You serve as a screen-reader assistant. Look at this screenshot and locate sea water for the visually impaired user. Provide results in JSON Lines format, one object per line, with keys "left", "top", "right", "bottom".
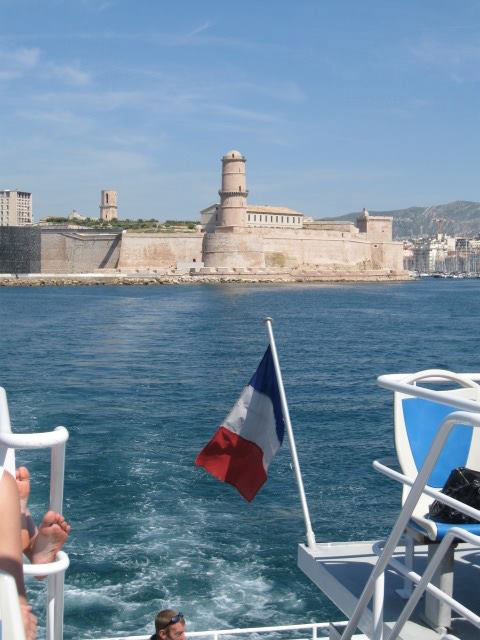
{"left": 1, "top": 279, "right": 479, "bottom": 638}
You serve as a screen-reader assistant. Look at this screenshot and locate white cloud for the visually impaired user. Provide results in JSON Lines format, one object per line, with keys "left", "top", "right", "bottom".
{"left": 206, "top": 103, "right": 281, "bottom": 124}
{"left": 46, "top": 63, "right": 91, "bottom": 86}
{"left": 185, "top": 21, "right": 212, "bottom": 39}
{"left": 409, "top": 37, "right": 480, "bottom": 82}
{"left": 0, "top": 47, "right": 40, "bottom": 80}
{"left": 84, "top": 148, "right": 153, "bottom": 172}
{"left": 18, "top": 109, "right": 93, "bottom": 131}
{"left": 411, "top": 38, "right": 480, "bottom": 66}
{"left": 0, "top": 46, "right": 92, "bottom": 87}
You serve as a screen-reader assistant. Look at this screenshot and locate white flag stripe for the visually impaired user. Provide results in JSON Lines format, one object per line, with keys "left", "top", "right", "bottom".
{"left": 223, "top": 385, "right": 281, "bottom": 470}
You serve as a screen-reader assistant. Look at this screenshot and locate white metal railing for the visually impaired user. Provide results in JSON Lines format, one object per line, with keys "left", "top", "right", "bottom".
{"left": 0, "top": 386, "right": 69, "bottom": 640}
{"left": 340, "top": 372, "right": 480, "bottom": 640}
{"left": 377, "top": 370, "right": 480, "bottom": 413}
{"left": 88, "top": 621, "right": 349, "bottom": 640}
{"left": 0, "top": 571, "right": 27, "bottom": 640}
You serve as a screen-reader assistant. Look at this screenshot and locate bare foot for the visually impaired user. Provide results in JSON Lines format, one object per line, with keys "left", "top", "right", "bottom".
{"left": 16, "top": 467, "right": 37, "bottom": 551}
{"left": 15, "top": 467, "right": 30, "bottom": 511}
{"left": 30, "top": 511, "right": 70, "bottom": 566}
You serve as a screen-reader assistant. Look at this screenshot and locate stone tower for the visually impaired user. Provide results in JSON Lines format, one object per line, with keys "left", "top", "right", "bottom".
{"left": 218, "top": 150, "right": 248, "bottom": 227}
{"left": 202, "top": 149, "right": 264, "bottom": 269}
{"left": 356, "top": 207, "right": 393, "bottom": 242}
{"left": 99, "top": 190, "right": 118, "bottom": 221}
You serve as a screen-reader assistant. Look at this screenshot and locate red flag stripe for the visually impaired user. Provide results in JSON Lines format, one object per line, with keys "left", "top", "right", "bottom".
{"left": 195, "top": 426, "right": 267, "bottom": 502}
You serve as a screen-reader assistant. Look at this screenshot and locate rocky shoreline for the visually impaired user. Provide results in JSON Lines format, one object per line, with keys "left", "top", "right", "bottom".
{"left": 0, "top": 272, "right": 412, "bottom": 286}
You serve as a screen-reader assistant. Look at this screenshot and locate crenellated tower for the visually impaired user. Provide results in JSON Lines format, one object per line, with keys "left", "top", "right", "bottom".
{"left": 218, "top": 150, "right": 248, "bottom": 227}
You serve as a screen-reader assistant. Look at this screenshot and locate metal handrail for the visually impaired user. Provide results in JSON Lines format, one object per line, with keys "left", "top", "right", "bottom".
{"left": 373, "top": 458, "right": 480, "bottom": 525}
{"left": 23, "top": 550, "right": 70, "bottom": 576}
{"left": 377, "top": 372, "right": 480, "bottom": 384}
{"left": 340, "top": 410, "right": 480, "bottom": 640}
{"left": 0, "top": 387, "right": 69, "bottom": 640}
{"left": 88, "top": 621, "right": 348, "bottom": 640}
{"left": 377, "top": 371, "right": 480, "bottom": 412}
{"left": 0, "top": 427, "right": 69, "bottom": 449}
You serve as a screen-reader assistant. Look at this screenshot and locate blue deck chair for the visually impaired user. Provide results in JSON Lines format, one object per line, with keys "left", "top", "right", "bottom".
{"left": 393, "top": 369, "right": 480, "bottom": 631}
{"left": 394, "top": 369, "right": 480, "bottom": 541}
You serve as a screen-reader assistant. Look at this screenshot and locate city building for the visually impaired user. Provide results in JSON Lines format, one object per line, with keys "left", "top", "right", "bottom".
{"left": 99, "top": 190, "right": 118, "bottom": 221}
{"left": 0, "top": 190, "right": 33, "bottom": 226}
{"left": 403, "top": 233, "right": 480, "bottom": 274}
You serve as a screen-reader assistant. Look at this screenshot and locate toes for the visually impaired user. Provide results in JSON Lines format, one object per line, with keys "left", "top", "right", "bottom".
{"left": 16, "top": 467, "right": 29, "bottom": 481}
{"left": 40, "top": 511, "right": 70, "bottom": 532}
{"left": 40, "top": 511, "right": 58, "bottom": 527}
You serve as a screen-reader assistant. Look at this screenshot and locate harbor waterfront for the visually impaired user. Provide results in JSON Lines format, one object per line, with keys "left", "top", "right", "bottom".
{"left": 1, "top": 279, "right": 479, "bottom": 639}
{"left": 0, "top": 270, "right": 411, "bottom": 286}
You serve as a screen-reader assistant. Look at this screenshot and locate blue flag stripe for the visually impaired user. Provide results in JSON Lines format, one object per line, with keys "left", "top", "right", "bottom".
{"left": 248, "top": 346, "right": 285, "bottom": 445}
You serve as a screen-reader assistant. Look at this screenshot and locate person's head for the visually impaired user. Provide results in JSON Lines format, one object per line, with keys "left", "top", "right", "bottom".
{"left": 155, "top": 609, "right": 186, "bottom": 640}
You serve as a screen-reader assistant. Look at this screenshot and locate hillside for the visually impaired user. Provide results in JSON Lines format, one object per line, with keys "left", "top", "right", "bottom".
{"left": 327, "top": 201, "right": 480, "bottom": 239}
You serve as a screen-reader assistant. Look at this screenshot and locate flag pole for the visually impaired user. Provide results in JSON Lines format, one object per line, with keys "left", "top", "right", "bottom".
{"left": 264, "top": 317, "right": 316, "bottom": 549}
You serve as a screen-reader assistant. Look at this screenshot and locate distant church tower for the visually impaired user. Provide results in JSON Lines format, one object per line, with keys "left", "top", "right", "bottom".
{"left": 99, "top": 190, "right": 118, "bottom": 221}
{"left": 218, "top": 150, "right": 248, "bottom": 227}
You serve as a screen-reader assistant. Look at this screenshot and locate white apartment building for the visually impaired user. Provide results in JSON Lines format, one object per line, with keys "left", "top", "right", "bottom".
{"left": 0, "top": 190, "right": 33, "bottom": 226}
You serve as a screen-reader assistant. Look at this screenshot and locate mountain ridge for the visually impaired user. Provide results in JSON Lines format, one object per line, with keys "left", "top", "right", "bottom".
{"left": 325, "top": 200, "right": 480, "bottom": 239}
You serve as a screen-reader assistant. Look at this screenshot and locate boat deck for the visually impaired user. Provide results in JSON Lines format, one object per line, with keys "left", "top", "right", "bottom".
{"left": 298, "top": 540, "right": 480, "bottom": 640}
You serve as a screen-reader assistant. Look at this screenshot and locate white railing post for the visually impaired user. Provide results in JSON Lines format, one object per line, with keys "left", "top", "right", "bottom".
{"left": 372, "top": 571, "right": 384, "bottom": 640}
{"left": 0, "top": 572, "right": 26, "bottom": 640}
{"left": 396, "top": 536, "right": 413, "bottom": 599}
{"left": 0, "top": 386, "right": 15, "bottom": 475}
{"left": 47, "top": 432, "right": 67, "bottom": 640}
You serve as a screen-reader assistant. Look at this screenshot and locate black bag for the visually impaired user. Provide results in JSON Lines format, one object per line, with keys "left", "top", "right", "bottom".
{"left": 428, "top": 467, "right": 480, "bottom": 524}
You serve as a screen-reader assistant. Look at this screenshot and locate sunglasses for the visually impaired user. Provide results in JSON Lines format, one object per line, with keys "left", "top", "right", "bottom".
{"left": 164, "top": 613, "right": 184, "bottom": 627}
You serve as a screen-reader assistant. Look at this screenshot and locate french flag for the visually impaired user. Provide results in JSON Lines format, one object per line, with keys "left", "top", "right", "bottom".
{"left": 195, "top": 346, "right": 285, "bottom": 501}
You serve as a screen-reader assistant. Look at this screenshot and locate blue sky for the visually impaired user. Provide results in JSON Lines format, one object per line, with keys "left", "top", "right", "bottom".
{"left": 2, "top": 1, "right": 480, "bottom": 221}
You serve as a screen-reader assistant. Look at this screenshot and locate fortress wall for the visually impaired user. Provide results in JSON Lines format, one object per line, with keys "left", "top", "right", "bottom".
{"left": 303, "top": 222, "right": 359, "bottom": 235}
{"left": 260, "top": 227, "right": 404, "bottom": 272}
{"left": 261, "top": 228, "right": 373, "bottom": 269}
{"left": 370, "top": 242, "right": 404, "bottom": 271}
{"left": 30, "top": 226, "right": 404, "bottom": 275}
{"left": 41, "top": 230, "right": 121, "bottom": 273}
{"left": 0, "top": 227, "right": 41, "bottom": 273}
{"left": 117, "top": 232, "right": 203, "bottom": 269}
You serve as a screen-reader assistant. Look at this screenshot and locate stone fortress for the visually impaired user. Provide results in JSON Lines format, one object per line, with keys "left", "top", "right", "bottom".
{"left": 0, "top": 149, "right": 407, "bottom": 281}
{"left": 195, "top": 149, "right": 404, "bottom": 276}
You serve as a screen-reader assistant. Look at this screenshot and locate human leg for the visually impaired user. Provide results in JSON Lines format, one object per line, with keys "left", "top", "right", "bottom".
{"left": 0, "top": 470, "right": 37, "bottom": 639}
{"left": 16, "top": 467, "right": 37, "bottom": 553}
